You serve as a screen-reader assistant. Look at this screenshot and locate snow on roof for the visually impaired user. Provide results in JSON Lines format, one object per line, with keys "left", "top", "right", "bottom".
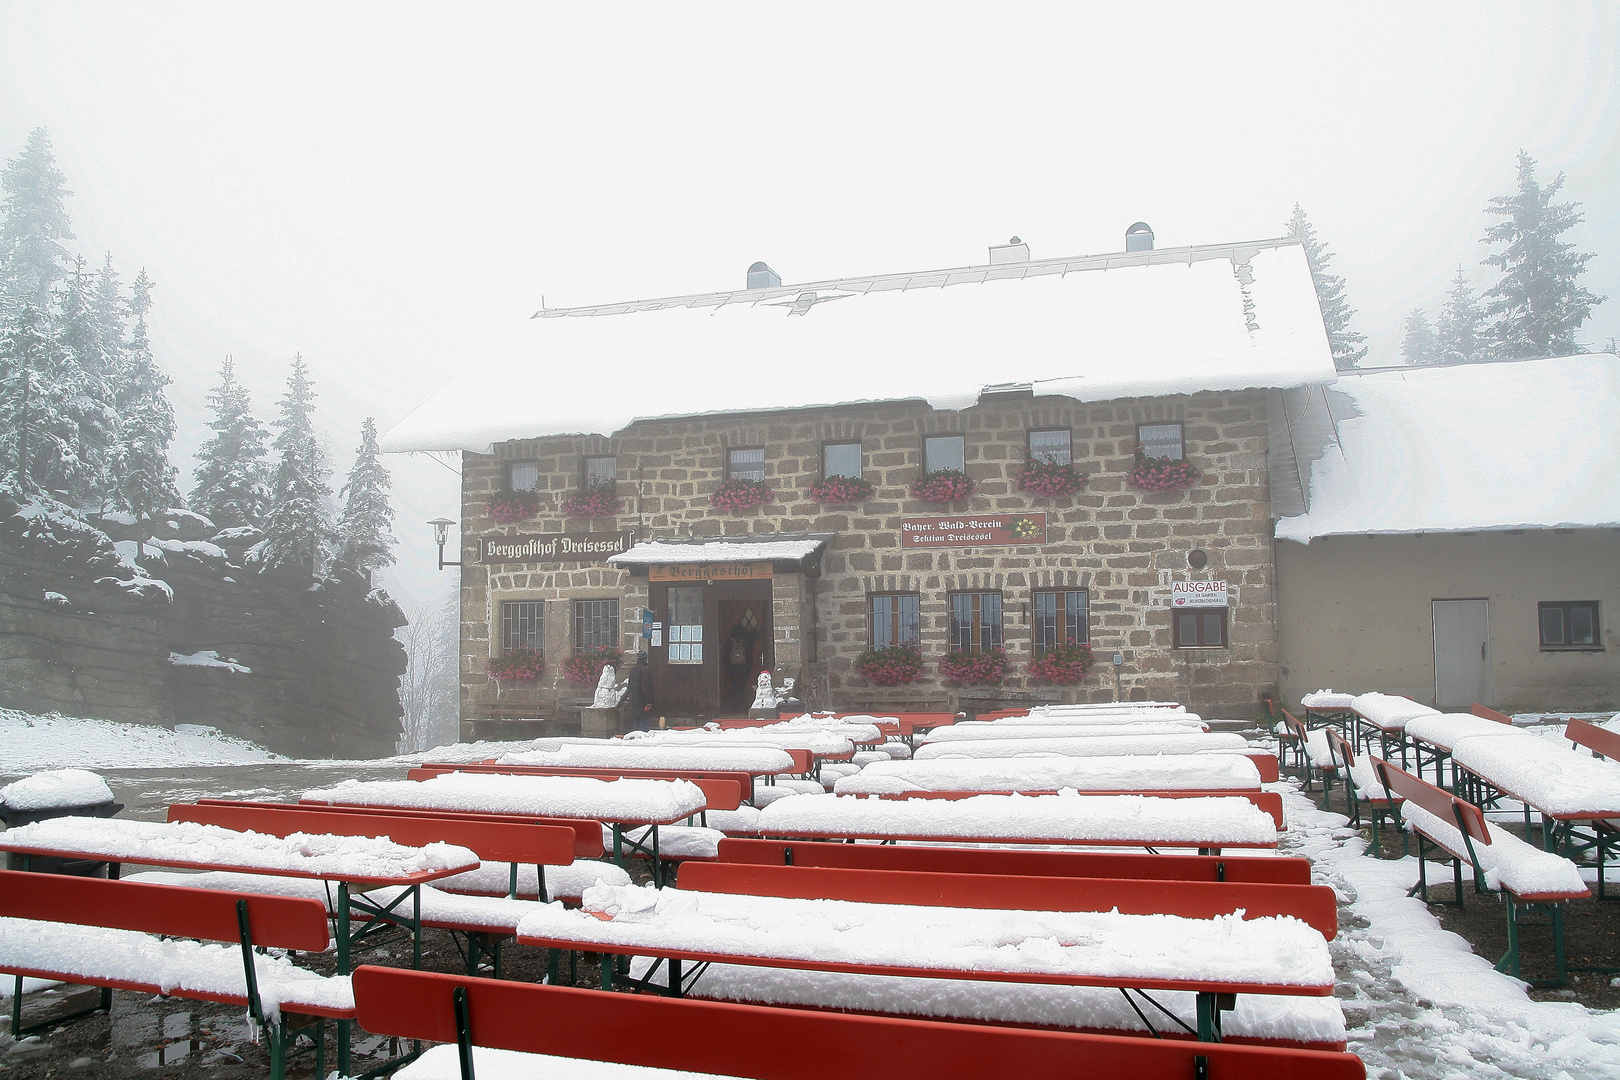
{"left": 1276, "top": 354, "right": 1620, "bottom": 541}
{"left": 382, "top": 241, "right": 1335, "bottom": 453}
{"left": 608, "top": 535, "right": 831, "bottom": 567}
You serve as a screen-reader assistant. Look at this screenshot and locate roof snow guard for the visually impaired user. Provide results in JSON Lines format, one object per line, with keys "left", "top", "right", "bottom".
{"left": 608, "top": 533, "right": 834, "bottom": 572}
{"left": 381, "top": 237, "right": 1336, "bottom": 454}
{"left": 1275, "top": 354, "right": 1620, "bottom": 541}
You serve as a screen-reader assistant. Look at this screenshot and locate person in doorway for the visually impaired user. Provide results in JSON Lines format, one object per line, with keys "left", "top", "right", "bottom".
{"left": 626, "top": 652, "right": 654, "bottom": 731}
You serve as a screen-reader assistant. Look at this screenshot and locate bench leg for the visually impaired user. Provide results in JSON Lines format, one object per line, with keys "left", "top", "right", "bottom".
{"left": 1194, "top": 992, "right": 1233, "bottom": 1042}
{"left": 601, "top": 952, "right": 615, "bottom": 991}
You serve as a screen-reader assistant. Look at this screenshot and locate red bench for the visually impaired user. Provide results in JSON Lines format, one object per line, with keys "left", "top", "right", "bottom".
{"left": 680, "top": 861, "right": 1337, "bottom": 939}
{"left": 197, "top": 798, "right": 604, "bottom": 857}
{"left": 1, "top": 869, "right": 349, "bottom": 1079}
{"left": 1372, "top": 757, "right": 1589, "bottom": 985}
{"left": 352, "top": 965, "right": 1365, "bottom": 1080}
{"left": 407, "top": 764, "right": 746, "bottom": 813}
{"left": 1470, "top": 702, "right": 1515, "bottom": 725}
{"left": 1323, "top": 728, "right": 1404, "bottom": 855}
{"left": 715, "top": 837, "right": 1312, "bottom": 885}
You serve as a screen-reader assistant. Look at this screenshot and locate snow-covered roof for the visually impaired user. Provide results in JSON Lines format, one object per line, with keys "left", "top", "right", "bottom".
{"left": 1276, "top": 354, "right": 1620, "bottom": 541}
{"left": 608, "top": 534, "right": 832, "bottom": 567}
{"left": 382, "top": 239, "right": 1336, "bottom": 453}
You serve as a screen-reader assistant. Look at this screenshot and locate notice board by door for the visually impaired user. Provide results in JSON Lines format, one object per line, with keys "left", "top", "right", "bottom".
{"left": 1432, "top": 598, "right": 1490, "bottom": 708}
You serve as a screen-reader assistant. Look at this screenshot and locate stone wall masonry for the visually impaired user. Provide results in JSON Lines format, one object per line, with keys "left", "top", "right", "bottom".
{"left": 460, "top": 389, "right": 1280, "bottom": 720}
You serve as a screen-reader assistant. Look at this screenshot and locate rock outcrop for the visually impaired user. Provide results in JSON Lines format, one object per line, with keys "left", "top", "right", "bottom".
{"left": 0, "top": 496, "right": 407, "bottom": 759}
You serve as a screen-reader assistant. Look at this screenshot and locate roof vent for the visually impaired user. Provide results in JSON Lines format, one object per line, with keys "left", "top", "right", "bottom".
{"left": 1125, "top": 222, "right": 1154, "bottom": 252}
{"left": 747, "top": 262, "right": 781, "bottom": 289}
{"left": 989, "top": 237, "right": 1031, "bottom": 265}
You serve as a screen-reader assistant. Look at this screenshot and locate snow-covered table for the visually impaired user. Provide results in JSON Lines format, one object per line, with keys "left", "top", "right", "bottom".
{"left": 912, "top": 731, "right": 1249, "bottom": 761}
{"left": 832, "top": 755, "right": 1263, "bottom": 796}
{"left": 303, "top": 772, "right": 708, "bottom": 886}
{"left": 494, "top": 742, "right": 795, "bottom": 778}
{"left": 0, "top": 815, "right": 480, "bottom": 1074}
{"left": 1402, "top": 713, "right": 1528, "bottom": 786}
{"left": 918, "top": 722, "right": 1207, "bottom": 744}
{"left": 1298, "top": 690, "right": 1357, "bottom": 731}
{"left": 1350, "top": 692, "right": 1440, "bottom": 767}
{"left": 514, "top": 882, "right": 1333, "bottom": 1042}
{"left": 753, "top": 792, "right": 1278, "bottom": 853}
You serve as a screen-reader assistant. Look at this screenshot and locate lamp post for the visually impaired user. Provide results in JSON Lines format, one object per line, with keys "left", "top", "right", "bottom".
{"left": 428, "top": 517, "right": 462, "bottom": 570}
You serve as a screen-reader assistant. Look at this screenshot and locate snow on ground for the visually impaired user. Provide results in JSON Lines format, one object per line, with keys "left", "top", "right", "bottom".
{"left": 1281, "top": 781, "right": 1620, "bottom": 1078}
{"left": 1, "top": 708, "right": 286, "bottom": 770}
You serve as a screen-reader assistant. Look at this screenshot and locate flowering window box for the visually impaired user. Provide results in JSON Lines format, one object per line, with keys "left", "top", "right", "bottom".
{"left": 807, "top": 475, "right": 874, "bottom": 504}
{"left": 563, "top": 645, "right": 624, "bottom": 686}
{"left": 486, "top": 647, "right": 544, "bottom": 682}
{"left": 1015, "top": 460, "right": 1088, "bottom": 498}
{"left": 1126, "top": 450, "right": 1201, "bottom": 492}
{"left": 911, "top": 469, "right": 975, "bottom": 503}
{"left": 938, "top": 648, "right": 1007, "bottom": 685}
{"left": 710, "top": 478, "right": 773, "bottom": 513}
{"left": 1028, "top": 643, "right": 1095, "bottom": 684}
{"left": 560, "top": 482, "right": 620, "bottom": 519}
{"left": 853, "top": 645, "right": 924, "bottom": 685}
{"left": 486, "top": 489, "right": 541, "bottom": 524}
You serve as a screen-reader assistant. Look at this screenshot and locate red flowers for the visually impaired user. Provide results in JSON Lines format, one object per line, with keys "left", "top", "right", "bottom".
{"left": 562, "top": 646, "right": 624, "bottom": 686}
{"left": 1126, "top": 449, "right": 1201, "bottom": 492}
{"left": 486, "top": 648, "right": 545, "bottom": 681}
{"left": 853, "top": 645, "right": 924, "bottom": 685}
{"left": 486, "top": 490, "right": 541, "bottom": 524}
{"left": 911, "top": 469, "right": 975, "bottom": 503}
{"left": 1028, "top": 643, "right": 1095, "bottom": 684}
{"left": 1015, "top": 460, "right": 1088, "bottom": 498}
{"left": 938, "top": 648, "right": 1007, "bottom": 685}
{"left": 807, "top": 475, "right": 875, "bottom": 504}
{"left": 559, "top": 481, "right": 620, "bottom": 519}
{"left": 710, "top": 478, "right": 774, "bottom": 513}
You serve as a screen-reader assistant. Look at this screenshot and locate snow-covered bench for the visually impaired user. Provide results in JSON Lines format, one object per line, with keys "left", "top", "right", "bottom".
{"left": 911, "top": 731, "right": 1281, "bottom": 782}
{"left": 832, "top": 754, "right": 1263, "bottom": 797}
{"left": 1, "top": 869, "right": 352, "bottom": 1079}
{"left": 1372, "top": 757, "right": 1589, "bottom": 985}
{"left": 1318, "top": 729, "right": 1404, "bottom": 855}
{"left": 352, "top": 965, "right": 1368, "bottom": 1080}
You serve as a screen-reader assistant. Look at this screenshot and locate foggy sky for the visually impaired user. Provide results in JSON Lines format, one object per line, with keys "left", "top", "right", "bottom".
{"left": 3, "top": 2, "right": 1616, "bottom": 610}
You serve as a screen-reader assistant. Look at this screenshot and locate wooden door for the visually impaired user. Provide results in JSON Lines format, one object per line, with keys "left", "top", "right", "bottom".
{"left": 648, "top": 578, "right": 773, "bottom": 718}
{"left": 718, "top": 582, "right": 774, "bottom": 714}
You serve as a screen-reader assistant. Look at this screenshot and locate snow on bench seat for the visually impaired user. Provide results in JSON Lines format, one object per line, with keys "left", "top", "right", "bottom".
{"left": 1451, "top": 735, "right": 1620, "bottom": 816}
{"left": 755, "top": 792, "right": 1278, "bottom": 848}
{"left": 0, "top": 915, "right": 352, "bottom": 1022}
{"left": 0, "top": 815, "right": 476, "bottom": 882}
{"left": 393, "top": 1044, "right": 737, "bottom": 1080}
{"left": 703, "top": 808, "right": 762, "bottom": 835}
{"left": 623, "top": 729, "right": 858, "bottom": 757}
{"left": 1403, "top": 714, "right": 1527, "bottom": 754}
{"left": 1397, "top": 800, "right": 1587, "bottom": 898}
{"left": 1350, "top": 692, "right": 1438, "bottom": 732}
{"left": 919, "top": 722, "right": 1208, "bottom": 744}
{"left": 0, "top": 768, "right": 114, "bottom": 811}
{"left": 981, "top": 713, "right": 1201, "bottom": 727}
{"left": 1028, "top": 702, "right": 1185, "bottom": 713}
{"left": 432, "top": 859, "right": 630, "bottom": 900}
{"left": 516, "top": 882, "right": 1332, "bottom": 991}
{"left": 608, "top": 823, "right": 727, "bottom": 860}
{"left": 624, "top": 957, "right": 1348, "bottom": 1049}
{"left": 496, "top": 743, "right": 794, "bottom": 774}
{"left": 832, "top": 755, "right": 1262, "bottom": 796}
{"left": 913, "top": 732, "right": 1249, "bottom": 761}
{"left": 302, "top": 772, "right": 709, "bottom": 823}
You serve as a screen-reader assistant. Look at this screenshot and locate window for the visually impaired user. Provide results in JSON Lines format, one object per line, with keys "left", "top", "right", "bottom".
{"left": 869, "top": 594, "right": 920, "bottom": 648}
{"left": 823, "top": 441, "right": 862, "bottom": 479}
{"left": 506, "top": 460, "right": 540, "bottom": 492}
{"left": 1173, "top": 608, "right": 1227, "bottom": 649}
{"left": 501, "top": 600, "right": 545, "bottom": 653}
{"left": 1137, "top": 423, "right": 1184, "bottom": 460}
{"left": 574, "top": 599, "right": 619, "bottom": 651}
{"left": 950, "top": 592, "right": 1003, "bottom": 652}
{"left": 583, "top": 456, "right": 617, "bottom": 487}
{"left": 924, "top": 435, "right": 965, "bottom": 473}
{"left": 667, "top": 586, "right": 704, "bottom": 665}
{"left": 727, "top": 447, "right": 765, "bottom": 482}
{"left": 1033, "top": 590, "right": 1088, "bottom": 653}
{"left": 1028, "top": 429, "right": 1072, "bottom": 465}
{"left": 1539, "top": 601, "right": 1601, "bottom": 650}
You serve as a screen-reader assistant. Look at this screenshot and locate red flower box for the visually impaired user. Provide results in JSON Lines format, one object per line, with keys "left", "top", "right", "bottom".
{"left": 938, "top": 648, "right": 1007, "bottom": 685}
{"left": 1126, "top": 449, "right": 1200, "bottom": 492}
{"left": 1027, "top": 643, "right": 1095, "bottom": 684}
{"left": 911, "top": 469, "right": 975, "bottom": 503}
{"left": 1015, "top": 460, "right": 1088, "bottom": 498}
{"left": 807, "top": 475, "right": 874, "bottom": 504}
{"left": 486, "top": 489, "right": 541, "bottom": 524}
{"left": 560, "top": 482, "right": 620, "bottom": 519}
{"left": 563, "top": 645, "right": 624, "bottom": 686}
{"left": 853, "top": 645, "right": 924, "bottom": 685}
{"left": 710, "top": 478, "right": 773, "bottom": 513}
{"left": 486, "top": 647, "right": 544, "bottom": 682}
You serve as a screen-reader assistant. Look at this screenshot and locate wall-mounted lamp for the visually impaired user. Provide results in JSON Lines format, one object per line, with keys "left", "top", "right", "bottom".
{"left": 428, "top": 518, "right": 462, "bottom": 570}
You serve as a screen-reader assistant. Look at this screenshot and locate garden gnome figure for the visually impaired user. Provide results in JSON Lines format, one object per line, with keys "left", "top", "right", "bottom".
{"left": 591, "top": 665, "right": 619, "bottom": 708}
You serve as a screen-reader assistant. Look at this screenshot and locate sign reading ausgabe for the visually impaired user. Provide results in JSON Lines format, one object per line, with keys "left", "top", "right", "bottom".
{"left": 899, "top": 513, "right": 1047, "bottom": 548}
{"left": 1171, "top": 580, "right": 1229, "bottom": 607}
{"left": 479, "top": 531, "right": 635, "bottom": 564}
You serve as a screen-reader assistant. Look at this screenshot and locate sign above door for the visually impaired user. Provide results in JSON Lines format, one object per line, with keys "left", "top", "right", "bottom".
{"left": 649, "top": 562, "right": 773, "bottom": 582}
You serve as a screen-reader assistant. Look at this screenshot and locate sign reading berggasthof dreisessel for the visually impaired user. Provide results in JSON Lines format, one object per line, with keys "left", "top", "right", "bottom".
{"left": 479, "top": 531, "right": 635, "bottom": 564}
{"left": 900, "top": 513, "right": 1047, "bottom": 548}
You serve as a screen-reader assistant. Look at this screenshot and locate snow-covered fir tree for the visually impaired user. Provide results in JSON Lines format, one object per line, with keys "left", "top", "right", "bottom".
{"left": 1479, "top": 151, "right": 1606, "bottom": 358}
{"left": 109, "top": 268, "right": 180, "bottom": 521}
{"left": 336, "top": 416, "right": 397, "bottom": 576}
{"left": 1286, "top": 204, "right": 1367, "bottom": 370}
{"left": 1400, "top": 309, "right": 1438, "bottom": 366}
{"left": 191, "top": 358, "right": 271, "bottom": 529}
{"left": 259, "top": 354, "right": 332, "bottom": 577}
{"left": 1432, "top": 268, "right": 1485, "bottom": 365}
{"left": 0, "top": 128, "right": 74, "bottom": 321}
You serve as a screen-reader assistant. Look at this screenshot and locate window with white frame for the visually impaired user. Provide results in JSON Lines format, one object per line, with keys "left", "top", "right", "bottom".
{"left": 924, "top": 435, "right": 965, "bottom": 473}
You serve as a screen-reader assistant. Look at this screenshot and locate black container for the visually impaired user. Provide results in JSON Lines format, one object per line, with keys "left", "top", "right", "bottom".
{"left": 0, "top": 799, "right": 125, "bottom": 876}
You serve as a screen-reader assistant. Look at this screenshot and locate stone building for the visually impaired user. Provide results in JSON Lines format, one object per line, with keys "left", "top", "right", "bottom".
{"left": 383, "top": 230, "right": 1336, "bottom": 734}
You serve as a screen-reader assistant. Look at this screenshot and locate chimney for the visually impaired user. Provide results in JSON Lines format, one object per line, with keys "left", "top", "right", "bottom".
{"left": 989, "top": 236, "right": 1031, "bottom": 265}
{"left": 1125, "top": 222, "right": 1154, "bottom": 252}
{"left": 747, "top": 262, "right": 781, "bottom": 289}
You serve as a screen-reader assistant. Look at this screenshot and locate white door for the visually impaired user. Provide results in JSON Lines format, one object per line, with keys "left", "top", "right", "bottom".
{"left": 1432, "top": 599, "right": 1490, "bottom": 708}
